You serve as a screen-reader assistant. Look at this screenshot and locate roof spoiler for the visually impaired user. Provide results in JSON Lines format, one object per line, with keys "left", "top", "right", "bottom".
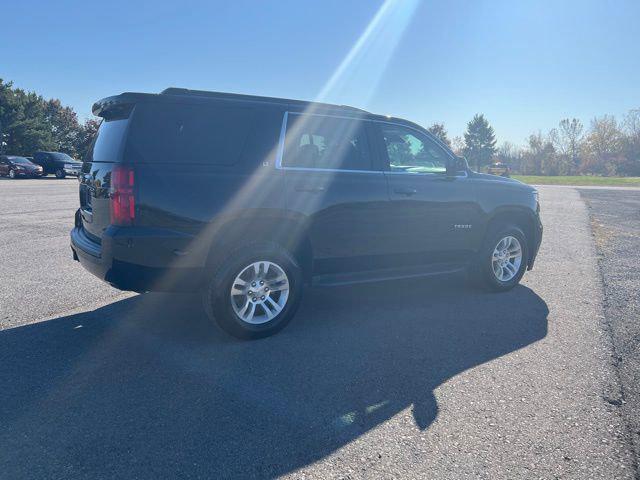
{"left": 91, "top": 92, "right": 153, "bottom": 119}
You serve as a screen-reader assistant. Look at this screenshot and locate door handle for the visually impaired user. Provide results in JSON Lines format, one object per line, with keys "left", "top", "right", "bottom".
{"left": 393, "top": 187, "right": 417, "bottom": 196}
{"left": 295, "top": 185, "right": 326, "bottom": 193}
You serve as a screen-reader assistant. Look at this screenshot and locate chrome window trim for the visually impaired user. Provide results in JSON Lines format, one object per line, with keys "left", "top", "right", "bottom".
{"left": 275, "top": 111, "right": 468, "bottom": 178}
{"left": 275, "top": 111, "right": 289, "bottom": 169}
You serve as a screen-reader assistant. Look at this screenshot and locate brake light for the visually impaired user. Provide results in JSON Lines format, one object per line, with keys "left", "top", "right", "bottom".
{"left": 110, "top": 165, "right": 135, "bottom": 225}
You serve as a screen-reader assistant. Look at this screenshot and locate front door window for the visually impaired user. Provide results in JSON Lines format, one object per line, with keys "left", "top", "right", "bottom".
{"left": 381, "top": 125, "right": 447, "bottom": 174}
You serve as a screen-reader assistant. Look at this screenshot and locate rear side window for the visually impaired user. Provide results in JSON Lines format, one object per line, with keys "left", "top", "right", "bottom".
{"left": 282, "top": 114, "right": 371, "bottom": 170}
{"left": 126, "top": 102, "right": 255, "bottom": 165}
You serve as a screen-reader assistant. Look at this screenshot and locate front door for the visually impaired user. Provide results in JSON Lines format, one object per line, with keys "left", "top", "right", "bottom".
{"left": 374, "top": 122, "right": 480, "bottom": 266}
{"left": 281, "top": 112, "right": 391, "bottom": 275}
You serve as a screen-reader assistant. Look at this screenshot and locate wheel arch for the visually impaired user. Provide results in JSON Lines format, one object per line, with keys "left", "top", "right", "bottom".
{"left": 205, "top": 211, "right": 314, "bottom": 282}
{"left": 483, "top": 207, "right": 537, "bottom": 267}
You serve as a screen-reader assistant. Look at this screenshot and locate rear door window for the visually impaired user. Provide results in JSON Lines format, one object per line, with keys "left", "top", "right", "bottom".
{"left": 126, "top": 102, "right": 255, "bottom": 165}
{"left": 282, "top": 114, "right": 371, "bottom": 171}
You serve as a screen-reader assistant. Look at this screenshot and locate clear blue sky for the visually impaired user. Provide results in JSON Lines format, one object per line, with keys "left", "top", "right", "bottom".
{"left": 2, "top": 0, "right": 638, "bottom": 146}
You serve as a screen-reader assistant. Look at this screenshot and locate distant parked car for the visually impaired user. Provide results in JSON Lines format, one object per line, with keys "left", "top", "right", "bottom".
{"left": 0, "top": 155, "right": 44, "bottom": 178}
{"left": 487, "top": 162, "right": 511, "bottom": 177}
{"left": 32, "top": 151, "right": 82, "bottom": 178}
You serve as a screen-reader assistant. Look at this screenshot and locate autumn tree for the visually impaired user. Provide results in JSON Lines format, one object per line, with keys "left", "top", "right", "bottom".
{"left": 581, "top": 115, "right": 624, "bottom": 175}
{"left": 550, "top": 118, "right": 583, "bottom": 175}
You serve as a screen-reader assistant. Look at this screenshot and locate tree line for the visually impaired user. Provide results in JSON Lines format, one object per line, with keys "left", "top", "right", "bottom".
{"left": 0, "top": 78, "right": 99, "bottom": 159}
{"left": 1, "top": 78, "right": 639, "bottom": 175}
{"left": 428, "top": 109, "right": 640, "bottom": 176}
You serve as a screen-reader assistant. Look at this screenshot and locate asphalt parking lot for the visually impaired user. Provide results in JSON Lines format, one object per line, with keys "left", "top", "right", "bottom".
{"left": 1, "top": 177, "right": 638, "bottom": 479}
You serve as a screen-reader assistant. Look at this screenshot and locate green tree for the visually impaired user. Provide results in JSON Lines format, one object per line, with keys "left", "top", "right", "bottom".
{"left": 427, "top": 123, "right": 451, "bottom": 147}
{"left": 462, "top": 114, "right": 497, "bottom": 171}
{"left": 45, "top": 98, "right": 82, "bottom": 156}
{"left": 0, "top": 79, "right": 21, "bottom": 154}
{"left": 75, "top": 118, "right": 101, "bottom": 160}
{"left": 6, "top": 88, "right": 54, "bottom": 155}
{"left": 0, "top": 77, "right": 92, "bottom": 156}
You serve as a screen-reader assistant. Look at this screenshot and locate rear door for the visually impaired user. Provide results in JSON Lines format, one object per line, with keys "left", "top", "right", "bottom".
{"left": 281, "top": 112, "right": 391, "bottom": 274}
{"left": 373, "top": 122, "right": 480, "bottom": 265}
{"left": 0, "top": 158, "right": 8, "bottom": 175}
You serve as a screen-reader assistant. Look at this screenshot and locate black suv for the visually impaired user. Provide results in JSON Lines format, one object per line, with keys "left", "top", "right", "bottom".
{"left": 33, "top": 151, "right": 82, "bottom": 178}
{"left": 71, "top": 88, "right": 542, "bottom": 339}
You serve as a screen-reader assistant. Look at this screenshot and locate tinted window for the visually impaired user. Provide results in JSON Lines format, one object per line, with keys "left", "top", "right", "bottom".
{"left": 381, "top": 124, "right": 448, "bottom": 174}
{"left": 50, "top": 152, "right": 75, "bottom": 162}
{"left": 89, "top": 119, "right": 129, "bottom": 163}
{"left": 282, "top": 114, "right": 371, "bottom": 170}
{"left": 126, "top": 102, "right": 255, "bottom": 165}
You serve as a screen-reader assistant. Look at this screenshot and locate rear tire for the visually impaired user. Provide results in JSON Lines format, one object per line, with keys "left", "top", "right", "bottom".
{"left": 8, "top": 169, "right": 16, "bottom": 179}
{"left": 470, "top": 224, "right": 528, "bottom": 292}
{"left": 202, "top": 242, "right": 303, "bottom": 340}
{"left": 55, "top": 169, "right": 66, "bottom": 179}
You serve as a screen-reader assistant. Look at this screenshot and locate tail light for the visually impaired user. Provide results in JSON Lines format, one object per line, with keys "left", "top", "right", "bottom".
{"left": 110, "top": 165, "right": 135, "bottom": 225}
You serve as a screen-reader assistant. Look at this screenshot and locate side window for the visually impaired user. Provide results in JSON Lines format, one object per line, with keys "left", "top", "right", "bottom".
{"left": 127, "top": 103, "right": 255, "bottom": 165}
{"left": 381, "top": 124, "right": 448, "bottom": 174}
{"left": 283, "top": 114, "right": 371, "bottom": 171}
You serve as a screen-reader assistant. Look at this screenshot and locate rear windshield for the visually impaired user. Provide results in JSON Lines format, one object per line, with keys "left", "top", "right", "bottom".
{"left": 88, "top": 119, "right": 129, "bottom": 163}
{"left": 125, "top": 102, "right": 255, "bottom": 165}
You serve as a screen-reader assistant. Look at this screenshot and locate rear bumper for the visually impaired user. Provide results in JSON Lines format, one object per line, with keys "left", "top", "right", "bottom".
{"left": 70, "top": 211, "right": 204, "bottom": 292}
{"left": 64, "top": 168, "right": 80, "bottom": 176}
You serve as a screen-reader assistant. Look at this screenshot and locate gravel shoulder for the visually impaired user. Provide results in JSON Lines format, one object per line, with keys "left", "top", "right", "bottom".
{"left": 580, "top": 187, "right": 640, "bottom": 476}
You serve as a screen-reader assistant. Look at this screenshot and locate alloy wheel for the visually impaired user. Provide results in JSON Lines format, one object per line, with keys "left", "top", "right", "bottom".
{"left": 229, "top": 261, "right": 290, "bottom": 325}
{"left": 491, "top": 235, "right": 522, "bottom": 282}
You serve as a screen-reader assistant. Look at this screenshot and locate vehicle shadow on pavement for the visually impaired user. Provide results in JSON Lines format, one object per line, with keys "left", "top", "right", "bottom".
{"left": 0, "top": 277, "right": 548, "bottom": 479}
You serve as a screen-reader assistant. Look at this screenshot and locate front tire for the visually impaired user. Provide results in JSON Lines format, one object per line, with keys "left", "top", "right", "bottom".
{"left": 8, "top": 169, "right": 16, "bottom": 179}
{"left": 202, "top": 242, "right": 303, "bottom": 339}
{"left": 472, "top": 225, "right": 528, "bottom": 292}
{"left": 55, "top": 169, "right": 66, "bottom": 179}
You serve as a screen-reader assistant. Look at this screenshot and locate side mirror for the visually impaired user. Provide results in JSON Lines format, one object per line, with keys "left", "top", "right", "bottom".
{"left": 446, "top": 156, "right": 468, "bottom": 177}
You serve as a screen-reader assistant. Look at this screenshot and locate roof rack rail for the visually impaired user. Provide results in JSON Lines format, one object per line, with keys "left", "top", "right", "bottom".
{"left": 339, "top": 105, "right": 369, "bottom": 113}
{"left": 160, "top": 87, "right": 370, "bottom": 114}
